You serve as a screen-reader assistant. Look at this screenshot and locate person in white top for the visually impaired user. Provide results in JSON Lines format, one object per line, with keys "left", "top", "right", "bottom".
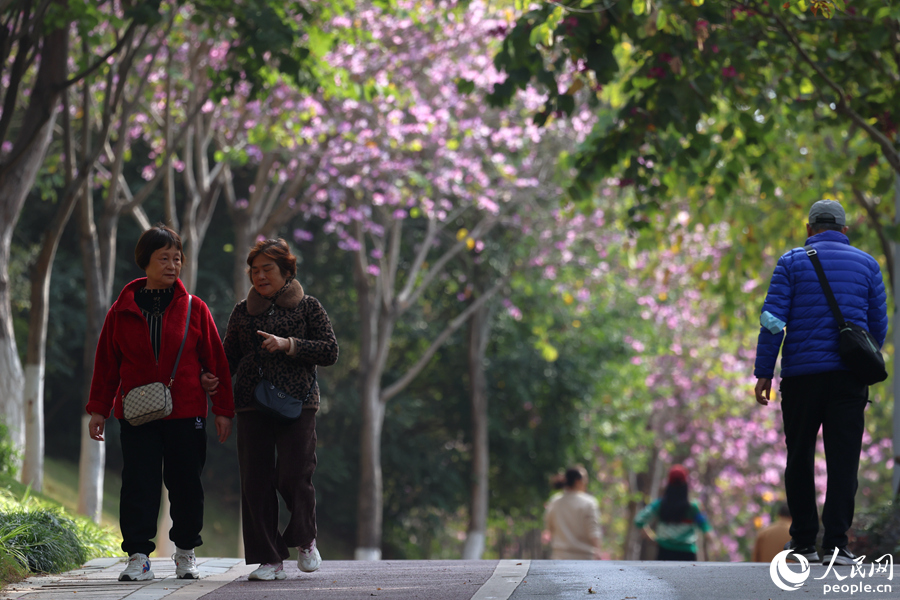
{"left": 543, "top": 466, "right": 602, "bottom": 560}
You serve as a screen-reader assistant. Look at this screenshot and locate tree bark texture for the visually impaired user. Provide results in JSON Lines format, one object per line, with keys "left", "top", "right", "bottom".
{"left": 21, "top": 156, "right": 80, "bottom": 491}
{"left": 462, "top": 303, "right": 490, "bottom": 560}
{"left": 0, "top": 24, "right": 68, "bottom": 453}
{"left": 354, "top": 380, "right": 385, "bottom": 561}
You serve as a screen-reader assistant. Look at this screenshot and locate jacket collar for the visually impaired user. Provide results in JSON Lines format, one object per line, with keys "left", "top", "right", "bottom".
{"left": 246, "top": 279, "right": 304, "bottom": 316}
{"left": 114, "top": 277, "right": 187, "bottom": 313}
{"left": 806, "top": 230, "right": 850, "bottom": 246}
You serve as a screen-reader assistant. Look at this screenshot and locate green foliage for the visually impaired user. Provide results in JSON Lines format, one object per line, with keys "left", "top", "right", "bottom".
{"left": 0, "top": 422, "right": 21, "bottom": 479}
{"left": 490, "top": 0, "right": 900, "bottom": 211}
{"left": 852, "top": 500, "right": 900, "bottom": 559}
{"left": 193, "top": 0, "right": 353, "bottom": 100}
{"left": 0, "top": 510, "right": 89, "bottom": 573}
{"left": 0, "top": 487, "right": 119, "bottom": 576}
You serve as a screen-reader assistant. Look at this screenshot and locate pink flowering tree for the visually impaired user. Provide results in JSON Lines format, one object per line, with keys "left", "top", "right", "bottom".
{"left": 3, "top": 0, "right": 345, "bottom": 521}
{"left": 571, "top": 208, "right": 895, "bottom": 561}
{"left": 220, "top": 0, "right": 595, "bottom": 559}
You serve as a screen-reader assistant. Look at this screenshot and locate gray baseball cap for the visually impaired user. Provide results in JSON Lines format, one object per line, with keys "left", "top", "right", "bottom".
{"left": 808, "top": 199, "right": 845, "bottom": 226}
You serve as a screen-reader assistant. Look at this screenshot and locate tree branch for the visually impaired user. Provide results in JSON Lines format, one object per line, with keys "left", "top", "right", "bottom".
{"left": 63, "top": 21, "right": 138, "bottom": 88}
{"left": 396, "top": 217, "right": 436, "bottom": 305}
{"left": 851, "top": 187, "right": 894, "bottom": 294}
{"left": 401, "top": 212, "right": 501, "bottom": 311}
{"left": 380, "top": 275, "right": 509, "bottom": 404}
{"left": 772, "top": 12, "right": 900, "bottom": 174}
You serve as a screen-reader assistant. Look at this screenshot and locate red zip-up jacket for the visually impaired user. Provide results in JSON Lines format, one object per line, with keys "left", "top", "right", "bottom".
{"left": 86, "top": 278, "right": 235, "bottom": 421}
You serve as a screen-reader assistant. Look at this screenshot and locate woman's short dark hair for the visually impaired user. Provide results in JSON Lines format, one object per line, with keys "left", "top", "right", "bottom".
{"left": 135, "top": 225, "right": 184, "bottom": 270}
{"left": 246, "top": 238, "right": 297, "bottom": 280}
{"left": 564, "top": 466, "right": 587, "bottom": 488}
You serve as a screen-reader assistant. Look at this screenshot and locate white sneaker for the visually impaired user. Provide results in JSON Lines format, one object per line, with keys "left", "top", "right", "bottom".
{"left": 173, "top": 547, "right": 200, "bottom": 579}
{"left": 118, "top": 553, "right": 154, "bottom": 581}
{"left": 249, "top": 562, "right": 286, "bottom": 581}
{"left": 298, "top": 540, "right": 321, "bottom": 572}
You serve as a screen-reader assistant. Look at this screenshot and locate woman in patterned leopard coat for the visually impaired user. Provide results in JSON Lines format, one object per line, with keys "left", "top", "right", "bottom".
{"left": 218, "top": 238, "right": 338, "bottom": 581}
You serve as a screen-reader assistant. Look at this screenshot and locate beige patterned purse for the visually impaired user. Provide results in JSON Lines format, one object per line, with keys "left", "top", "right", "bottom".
{"left": 123, "top": 296, "right": 192, "bottom": 426}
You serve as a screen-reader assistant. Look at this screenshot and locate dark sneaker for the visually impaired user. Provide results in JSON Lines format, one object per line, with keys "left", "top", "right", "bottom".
{"left": 784, "top": 540, "right": 819, "bottom": 562}
{"left": 822, "top": 547, "right": 858, "bottom": 566}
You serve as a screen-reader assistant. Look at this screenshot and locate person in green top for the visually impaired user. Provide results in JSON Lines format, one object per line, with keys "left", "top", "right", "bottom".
{"left": 634, "top": 464, "right": 714, "bottom": 561}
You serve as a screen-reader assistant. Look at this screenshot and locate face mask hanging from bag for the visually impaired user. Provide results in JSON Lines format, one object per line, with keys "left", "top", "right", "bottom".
{"left": 123, "top": 295, "right": 192, "bottom": 425}
{"left": 805, "top": 247, "right": 887, "bottom": 386}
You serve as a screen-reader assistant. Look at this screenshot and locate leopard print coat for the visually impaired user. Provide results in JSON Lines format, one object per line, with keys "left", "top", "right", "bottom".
{"left": 223, "top": 279, "right": 338, "bottom": 412}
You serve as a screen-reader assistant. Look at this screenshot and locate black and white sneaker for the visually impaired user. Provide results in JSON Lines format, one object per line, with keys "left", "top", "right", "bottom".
{"left": 822, "top": 547, "right": 859, "bottom": 566}
{"left": 784, "top": 540, "right": 819, "bottom": 562}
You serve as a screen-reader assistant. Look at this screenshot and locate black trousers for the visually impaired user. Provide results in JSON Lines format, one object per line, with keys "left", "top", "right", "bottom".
{"left": 780, "top": 371, "right": 867, "bottom": 550}
{"left": 119, "top": 417, "right": 207, "bottom": 556}
{"left": 237, "top": 409, "right": 317, "bottom": 565}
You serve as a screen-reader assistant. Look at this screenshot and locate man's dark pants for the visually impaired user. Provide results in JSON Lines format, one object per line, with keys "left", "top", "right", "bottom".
{"left": 780, "top": 371, "right": 867, "bottom": 550}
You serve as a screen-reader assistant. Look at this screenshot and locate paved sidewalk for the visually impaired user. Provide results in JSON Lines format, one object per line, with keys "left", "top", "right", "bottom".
{"left": 1, "top": 557, "right": 896, "bottom": 600}
{"left": 0, "top": 557, "right": 254, "bottom": 600}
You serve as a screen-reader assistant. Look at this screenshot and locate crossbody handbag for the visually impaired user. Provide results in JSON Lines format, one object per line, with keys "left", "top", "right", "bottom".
{"left": 254, "top": 368, "right": 316, "bottom": 422}
{"left": 804, "top": 246, "right": 887, "bottom": 386}
{"left": 123, "top": 295, "right": 192, "bottom": 425}
{"left": 252, "top": 308, "right": 316, "bottom": 421}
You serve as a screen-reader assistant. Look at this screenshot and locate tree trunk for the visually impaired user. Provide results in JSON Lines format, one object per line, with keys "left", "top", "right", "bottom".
{"left": 76, "top": 98, "right": 107, "bottom": 520}
{"left": 21, "top": 169, "right": 80, "bottom": 491}
{"left": 462, "top": 303, "right": 490, "bottom": 559}
{"left": 0, "top": 25, "right": 68, "bottom": 454}
{"left": 232, "top": 218, "right": 254, "bottom": 302}
{"left": 355, "top": 378, "right": 385, "bottom": 561}
{"left": 77, "top": 184, "right": 107, "bottom": 521}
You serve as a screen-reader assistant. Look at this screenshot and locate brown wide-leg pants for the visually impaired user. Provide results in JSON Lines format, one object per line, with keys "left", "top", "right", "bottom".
{"left": 237, "top": 409, "right": 317, "bottom": 565}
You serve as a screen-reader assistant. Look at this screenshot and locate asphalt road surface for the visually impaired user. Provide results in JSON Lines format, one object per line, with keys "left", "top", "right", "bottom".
{"left": 2, "top": 557, "right": 895, "bottom": 600}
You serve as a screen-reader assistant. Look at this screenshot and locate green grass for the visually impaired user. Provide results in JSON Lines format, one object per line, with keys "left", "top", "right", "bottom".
{"left": 41, "top": 456, "right": 240, "bottom": 558}
{"left": 0, "top": 472, "right": 120, "bottom": 583}
{"left": 42, "top": 457, "right": 120, "bottom": 529}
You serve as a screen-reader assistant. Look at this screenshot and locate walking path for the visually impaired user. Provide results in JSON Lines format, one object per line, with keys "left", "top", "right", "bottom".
{"left": 1, "top": 556, "right": 895, "bottom": 599}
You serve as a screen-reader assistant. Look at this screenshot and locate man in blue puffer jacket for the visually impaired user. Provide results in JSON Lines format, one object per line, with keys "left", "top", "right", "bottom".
{"left": 753, "top": 199, "right": 887, "bottom": 567}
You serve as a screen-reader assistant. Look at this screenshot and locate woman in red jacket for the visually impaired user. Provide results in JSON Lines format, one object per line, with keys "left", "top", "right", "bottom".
{"left": 86, "top": 225, "right": 235, "bottom": 583}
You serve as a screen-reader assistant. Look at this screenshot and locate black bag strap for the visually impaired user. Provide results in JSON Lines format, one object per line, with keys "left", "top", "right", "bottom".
{"left": 804, "top": 246, "right": 846, "bottom": 328}
{"left": 253, "top": 306, "right": 317, "bottom": 402}
{"left": 167, "top": 295, "right": 192, "bottom": 388}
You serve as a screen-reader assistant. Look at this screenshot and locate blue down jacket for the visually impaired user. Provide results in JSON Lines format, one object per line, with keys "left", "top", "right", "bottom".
{"left": 754, "top": 230, "right": 888, "bottom": 379}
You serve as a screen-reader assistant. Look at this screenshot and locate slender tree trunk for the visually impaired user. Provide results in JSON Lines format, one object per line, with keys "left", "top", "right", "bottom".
{"left": 77, "top": 185, "right": 107, "bottom": 521}
{"left": 355, "top": 378, "right": 385, "bottom": 561}
{"left": 353, "top": 250, "right": 384, "bottom": 561}
{"left": 21, "top": 136, "right": 80, "bottom": 490}
{"left": 76, "top": 72, "right": 106, "bottom": 521}
{"left": 462, "top": 303, "right": 490, "bottom": 559}
{"left": 232, "top": 218, "right": 254, "bottom": 302}
{"left": 0, "top": 25, "right": 68, "bottom": 454}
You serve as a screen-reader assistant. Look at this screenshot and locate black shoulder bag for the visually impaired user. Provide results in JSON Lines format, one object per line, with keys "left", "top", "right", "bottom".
{"left": 804, "top": 246, "right": 887, "bottom": 386}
